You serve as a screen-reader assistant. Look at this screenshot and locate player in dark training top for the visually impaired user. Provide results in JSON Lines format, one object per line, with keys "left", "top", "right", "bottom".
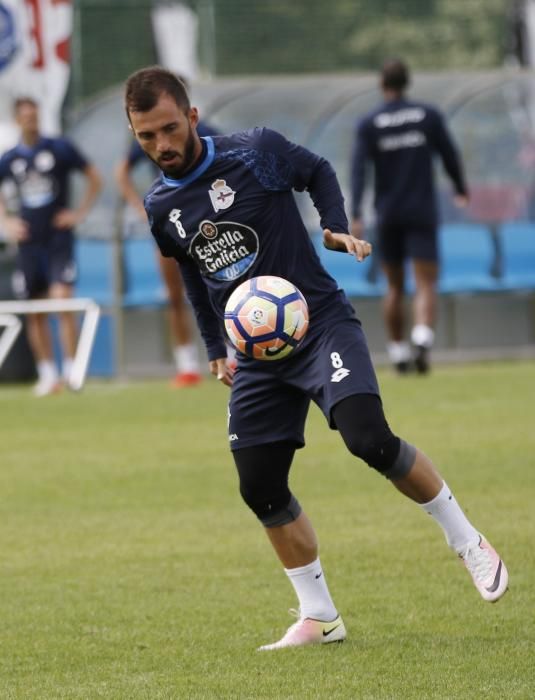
{"left": 0, "top": 97, "right": 101, "bottom": 396}
{"left": 351, "top": 59, "right": 468, "bottom": 374}
{"left": 125, "top": 67, "right": 508, "bottom": 650}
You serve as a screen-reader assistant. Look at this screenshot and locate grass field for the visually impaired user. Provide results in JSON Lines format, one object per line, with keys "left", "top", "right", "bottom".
{"left": 1, "top": 361, "right": 534, "bottom": 699}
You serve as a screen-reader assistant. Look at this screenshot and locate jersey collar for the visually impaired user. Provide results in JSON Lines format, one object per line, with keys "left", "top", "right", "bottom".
{"left": 161, "top": 136, "right": 215, "bottom": 189}
{"left": 15, "top": 136, "right": 46, "bottom": 156}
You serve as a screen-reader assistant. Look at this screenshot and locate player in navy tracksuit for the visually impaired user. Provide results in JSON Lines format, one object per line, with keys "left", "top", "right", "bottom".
{"left": 0, "top": 97, "right": 101, "bottom": 396}
{"left": 125, "top": 67, "right": 507, "bottom": 650}
{"left": 351, "top": 59, "right": 468, "bottom": 373}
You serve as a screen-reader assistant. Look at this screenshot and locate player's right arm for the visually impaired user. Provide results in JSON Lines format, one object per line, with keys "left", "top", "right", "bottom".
{"left": 145, "top": 193, "right": 230, "bottom": 383}
{"left": 0, "top": 159, "right": 28, "bottom": 242}
{"left": 178, "top": 256, "right": 228, "bottom": 361}
{"left": 0, "top": 199, "right": 28, "bottom": 241}
{"left": 178, "top": 258, "right": 234, "bottom": 386}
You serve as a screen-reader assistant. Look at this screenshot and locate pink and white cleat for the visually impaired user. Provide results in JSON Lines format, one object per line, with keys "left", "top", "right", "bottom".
{"left": 459, "top": 535, "right": 509, "bottom": 602}
{"left": 258, "top": 611, "right": 346, "bottom": 651}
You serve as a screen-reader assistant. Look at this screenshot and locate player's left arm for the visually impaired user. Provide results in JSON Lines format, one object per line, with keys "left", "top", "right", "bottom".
{"left": 254, "top": 128, "right": 372, "bottom": 262}
{"left": 53, "top": 140, "right": 103, "bottom": 229}
{"left": 323, "top": 228, "right": 372, "bottom": 261}
{"left": 350, "top": 119, "right": 372, "bottom": 238}
{"left": 271, "top": 131, "right": 372, "bottom": 261}
{"left": 432, "top": 110, "right": 469, "bottom": 204}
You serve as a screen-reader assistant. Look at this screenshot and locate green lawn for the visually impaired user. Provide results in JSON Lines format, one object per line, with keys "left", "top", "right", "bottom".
{"left": 1, "top": 361, "right": 534, "bottom": 699}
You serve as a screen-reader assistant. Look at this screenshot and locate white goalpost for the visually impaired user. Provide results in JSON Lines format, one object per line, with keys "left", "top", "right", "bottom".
{"left": 0, "top": 298, "right": 101, "bottom": 391}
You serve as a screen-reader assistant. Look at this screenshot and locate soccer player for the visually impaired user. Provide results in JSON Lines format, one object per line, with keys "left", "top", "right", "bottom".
{"left": 351, "top": 59, "right": 469, "bottom": 374}
{"left": 115, "top": 77, "right": 220, "bottom": 388}
{"left": 124, "top": 67, "right": 508, "bottom": 650}
{"left": 0, "top": 97, "right": 102, "bottom": 396}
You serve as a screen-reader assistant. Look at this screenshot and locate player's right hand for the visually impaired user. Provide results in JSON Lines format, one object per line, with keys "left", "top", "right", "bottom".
{"left": 3, "top": 216, "right": 29, "bottom": 242}
{"left": 210, "top": 357, "right": 234, "bottom": 387}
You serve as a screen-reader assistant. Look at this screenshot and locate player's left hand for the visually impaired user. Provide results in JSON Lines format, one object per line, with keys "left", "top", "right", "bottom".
{"left": 323, "top": 228, "right": 372, "bottom": 262}
{"left": 53, "top": 209, "right": 82, "bottom": 229}
{"left": 209, "top": 357, "right": 234, "bottom": 387}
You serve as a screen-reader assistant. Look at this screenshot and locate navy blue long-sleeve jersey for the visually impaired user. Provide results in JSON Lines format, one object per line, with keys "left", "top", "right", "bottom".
{"left": 0, "top": 136, "right": 88, "bottom": 242}
{"left": 145, "top": 127, "right": 356, "bottom": 361}
{"left": 350, "top": 97, "right": 467, "bottom": 227}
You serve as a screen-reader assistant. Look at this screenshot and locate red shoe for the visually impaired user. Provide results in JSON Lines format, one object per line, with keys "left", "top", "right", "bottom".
{"left": 171, "top": 372, "right": 202, "bottom": 388}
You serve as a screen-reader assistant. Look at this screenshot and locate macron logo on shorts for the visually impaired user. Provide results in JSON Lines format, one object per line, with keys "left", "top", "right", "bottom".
{"left": 229, "top": 433, "right": 239, "bottom": 442}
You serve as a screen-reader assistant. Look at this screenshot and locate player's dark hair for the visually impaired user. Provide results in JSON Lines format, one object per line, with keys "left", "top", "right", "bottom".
{"left": 381, "top": 59, "right": 410, "bottom": 91}
{"left": 13, "top": 96, "right": 38, "bottom": 113}
{"left": 124, "top": 66, "right": 190, "bottom": 117}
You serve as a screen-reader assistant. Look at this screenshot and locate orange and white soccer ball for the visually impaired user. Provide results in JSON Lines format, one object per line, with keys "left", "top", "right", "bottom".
{"left": 224, "top": 276, "right": 309, "bottom": 360}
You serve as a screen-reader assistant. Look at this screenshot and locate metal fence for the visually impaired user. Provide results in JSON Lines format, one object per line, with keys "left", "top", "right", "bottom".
{"left": 71, "top": 0, "right": 512, "bottom": 107}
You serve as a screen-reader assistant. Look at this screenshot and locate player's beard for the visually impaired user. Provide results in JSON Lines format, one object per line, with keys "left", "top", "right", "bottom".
{"left": 155, "top": 124, "right": 198, "bottom": 179}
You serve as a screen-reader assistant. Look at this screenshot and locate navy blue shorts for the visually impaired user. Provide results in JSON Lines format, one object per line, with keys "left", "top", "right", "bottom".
{"left": 377, "top": 221, "right": 438, "bottom": 264}
{"left": 13, "top": 239, "right": 77, "bottom": 299}
{"left": 228, "top": 317, "right": 380, "bottom": 451}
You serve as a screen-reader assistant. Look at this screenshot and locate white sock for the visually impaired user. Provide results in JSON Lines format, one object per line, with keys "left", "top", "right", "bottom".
{"left": 420, "top": 481, "right": 480, "bottom": 553}
{"left": 37, "top": 360, "right": 58, "bottom": 383}
{"left": 411, "top": 324, "right": 435, "bottom": 348}
{"left": 284, "top": 557, "right": 338, "bottom": 621}
{"left": 62, "top": 357, "right": 74, "bottom": 382}
{"left": 387, "top": 341, "right": 412, "bottom": 364}
{"left": 173, "top": 344, "right": 200, "bottom": 374}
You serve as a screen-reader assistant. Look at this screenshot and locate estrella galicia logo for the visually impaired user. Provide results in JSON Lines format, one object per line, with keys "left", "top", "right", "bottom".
{"left": 0, "top": 3, "right": 17, "bottom": 71}
{"left": 189, "top": 220, "right": 259, "bottom": 281}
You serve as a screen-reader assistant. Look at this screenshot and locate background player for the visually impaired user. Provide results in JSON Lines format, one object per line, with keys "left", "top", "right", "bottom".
{"left": 351, "top": 58, "right": 469, "bottom": 373}
{"left": 0, "top": 97, "right": 102, "bottom": 396}
{"left": 115, "top": 76, "right": 220, "bottom": 387}
{"left": 125, "top": 67, "right": 508, "bottom": 650}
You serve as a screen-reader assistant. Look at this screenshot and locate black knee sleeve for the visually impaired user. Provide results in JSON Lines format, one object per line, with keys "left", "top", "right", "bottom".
{"left": 332, "top": 394, "right": 416, "bottom": 479}
{"left": 232, "top": 442, "right": 302, "bottom": 527}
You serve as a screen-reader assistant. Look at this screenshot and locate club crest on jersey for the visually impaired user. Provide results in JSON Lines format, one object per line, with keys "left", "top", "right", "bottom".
{"left": 209, "top": 179, "right": 236, "bottom": 212}
{"left": 35, "top": 150, "right": 55, "bottom": 172}
{"left": 10, "top": 158, "right": 27, "bottom": 177}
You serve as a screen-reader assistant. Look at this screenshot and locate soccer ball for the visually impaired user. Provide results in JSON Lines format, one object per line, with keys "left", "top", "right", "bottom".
{"left": 224, "top": 275, "right": 309, "bottom": 361}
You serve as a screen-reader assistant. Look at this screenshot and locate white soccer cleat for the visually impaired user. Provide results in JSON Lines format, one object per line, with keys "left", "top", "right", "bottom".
{"left": 33, "top": 377, "right": 62, "bottom": 397}
{"left": 258, "top": 611, "right": 346, "bottom": 651}
{"left": 459, "top": 535, "right": 509, "bottom": 602}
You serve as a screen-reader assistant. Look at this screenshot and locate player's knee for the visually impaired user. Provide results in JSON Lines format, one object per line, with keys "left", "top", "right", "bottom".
{"left": 334, "top": 395, "right": 416, "bottom": 479}
{"left": 233, "top": 442, "right": 299, "bottom": 526}
{"left": 239, "top": 481, "right": 302, "bottom": 527}
{"left": 344, "top": 429, "right": 415, "bottom": 479}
